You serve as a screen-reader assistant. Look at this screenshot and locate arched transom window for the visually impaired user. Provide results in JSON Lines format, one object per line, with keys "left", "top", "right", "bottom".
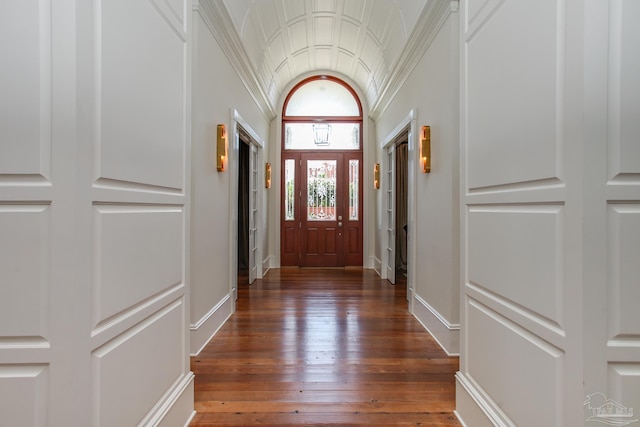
{"left": 283, "top": 76, "right": 363, "bottom": 150}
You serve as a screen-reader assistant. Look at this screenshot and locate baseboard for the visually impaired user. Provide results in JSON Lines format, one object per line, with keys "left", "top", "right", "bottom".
{"left": 146, "top": 372, "right": 195, "bottom": 427}
{"left": 455, "top": 372, "right": 513, "bottom": 427}
{"left": 412, "top": 293, "right": 460, "bottom": 356}
{"left": 262, "top": 256, "right": 271, "bottom": 276}
{"left": 190, "top": 294, "right": 233, "bottom": 355}
{"left": 372, "top": 256, "right": 382, "bottom": 276}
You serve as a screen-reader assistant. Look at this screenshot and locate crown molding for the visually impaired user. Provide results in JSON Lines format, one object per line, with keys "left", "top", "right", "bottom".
{"left": 369, "top": 0, "right": 455, "bottom": 121}
{"left": 195, "top": 0, "right": 276, "bottom": 120}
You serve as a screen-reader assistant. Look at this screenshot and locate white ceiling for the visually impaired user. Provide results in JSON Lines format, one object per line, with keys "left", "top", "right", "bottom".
{"left": 201, "top": 0, "right": 452, "bottom": 119}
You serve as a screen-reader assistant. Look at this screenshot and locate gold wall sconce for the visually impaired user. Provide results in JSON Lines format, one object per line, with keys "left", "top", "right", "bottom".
{"left": 373, "top": 163, "right": 380, "bottom": 189}
{"left": 421, "top": 125, "right": 431, "bottom": 173}
{"left": 217, "top": 124, "right": 227, "bottom": 172}
{"left": 265, "top": 163, "right": 271, "bottom": 188}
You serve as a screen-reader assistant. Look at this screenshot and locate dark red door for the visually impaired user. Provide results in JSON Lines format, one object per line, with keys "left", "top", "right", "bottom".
{"left": 281, "top": 152, "right": 362, "bottom": 267}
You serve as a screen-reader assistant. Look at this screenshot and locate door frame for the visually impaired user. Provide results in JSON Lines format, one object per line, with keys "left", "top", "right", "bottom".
{"left": 280, "top": 150, "right": 364, "bottom": 267}
{"left": 229, "top": 110, "right": 264, "bottom": 302}
{"left": 381, "top": 110, "right": 418, "bottom": 307}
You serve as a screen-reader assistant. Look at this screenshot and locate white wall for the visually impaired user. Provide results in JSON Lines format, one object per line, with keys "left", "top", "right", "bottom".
{"left": 374, "top": 9, "right": 460, "bottom": 355}
{"left": 0, "top": 1, "right": 194, "bottom": 426}
{"left": 456, "top": 0, "right": 640, "bottom": 425}
{"left": 190, "top": 4, "right": 270, "bottom": 355}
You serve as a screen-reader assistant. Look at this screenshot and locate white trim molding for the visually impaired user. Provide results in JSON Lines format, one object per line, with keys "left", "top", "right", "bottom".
{"left": 195, "top": 0, "right": 275, "bottom": 120}
{"left": 370, "top": 0, "right": 456, "bottom": 120}
{"left": 455, "top": 372, "right": 515, "bottom": 427}
{"left": 190, "top": 294, "right": 233, "bottom": 356}
{"left": 413, "top": 294, "right": 460, "bottom": 356}
{"left": 147, "top": 372, "right": 195, "bottom": 427}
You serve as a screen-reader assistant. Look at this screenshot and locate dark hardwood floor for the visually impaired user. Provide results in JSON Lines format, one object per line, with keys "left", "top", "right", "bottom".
{"left": 190, "top": 268, "right": 460, "bottom": 426}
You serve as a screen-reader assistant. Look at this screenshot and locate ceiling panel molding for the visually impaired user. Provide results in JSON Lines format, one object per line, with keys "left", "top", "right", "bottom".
{"left": 198, "top": 0, "right": 276, "bottom": 118}
{"left": 370, "top": 0, "right": 456, "bottom": 120}
{"left": 199, "top": 0, "right": 451, "bottom": 121}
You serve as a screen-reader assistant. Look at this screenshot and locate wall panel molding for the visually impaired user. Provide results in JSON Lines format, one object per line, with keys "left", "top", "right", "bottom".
{"left": 92, "top": 299, "right": 186, "bottom": 427}
{"left": 92, "top": 205, "right": 184, "bottom": 327}
{"left": 607, "top": 0, "right": 640, "bottom": 181}
{"left": 607, "top": 203, "right": 640, "bottom": 341}
{"left": 465, "top": 0, "right": 566, "bottom": 191}
{"left": 95, "top": 0, "right": 187, "bottom": 191}
{"left": 467, "top": 204, "right": 564, "bottom": 327}
{"left": 466, "top": 298, "right": 564, "bottom": 426}
{"left": 0, "top": 364, "right": 49, "bottom": 427}
{"left": 0, "top": 204, "right": 50, "bottom": 339}
{"left": 0, "top": 0, "right": 52, "bottom": 180}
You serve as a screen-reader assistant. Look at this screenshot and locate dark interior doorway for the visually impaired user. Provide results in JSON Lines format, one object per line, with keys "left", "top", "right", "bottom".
{"left": 237, "top": 136, "right": 250, "bottom": 285}
{"left": 395, "top": 140, "right": 408, "bottom": 280}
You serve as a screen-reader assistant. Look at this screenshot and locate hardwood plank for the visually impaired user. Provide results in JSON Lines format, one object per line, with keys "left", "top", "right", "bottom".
{"left": 190, "top": 268, "right": 460, "bottom": 426}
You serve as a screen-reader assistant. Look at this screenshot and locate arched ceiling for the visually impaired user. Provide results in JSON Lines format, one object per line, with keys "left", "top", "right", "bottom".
{"left": 200, "top": 0, "right": 453, "bottom": 119}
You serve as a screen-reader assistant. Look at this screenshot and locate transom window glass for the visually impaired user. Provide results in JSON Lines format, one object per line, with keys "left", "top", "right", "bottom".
{"left": 285, "top": 79, "right": 360, "bottom": 116}
{"left": 285, "top": 123, "right": 360, "bottom": 150}
{"left": 283, "top": 76, "right": 362, "bottom": 151}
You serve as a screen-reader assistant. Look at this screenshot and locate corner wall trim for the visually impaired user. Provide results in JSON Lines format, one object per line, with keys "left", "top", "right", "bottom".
{"left": 190, "top": 294, "right": 233, "bottom": 356}
{"left": 412, "top": 293, "right": 460, "bottom": 356}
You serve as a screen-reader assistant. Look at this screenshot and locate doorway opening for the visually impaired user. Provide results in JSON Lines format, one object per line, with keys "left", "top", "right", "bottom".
{"left": 395, "top": 139, "right": 409, "bottom": 282}
{"left": 237, "top": 135, "right": 250, "bottom": 286}
{"left": 280, "top": 76, "right": 364, "bottom": 267}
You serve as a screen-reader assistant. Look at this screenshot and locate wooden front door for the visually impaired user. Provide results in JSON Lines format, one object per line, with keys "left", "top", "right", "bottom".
{"left": 281, "top": 152, "right": 363, "bottom": 267}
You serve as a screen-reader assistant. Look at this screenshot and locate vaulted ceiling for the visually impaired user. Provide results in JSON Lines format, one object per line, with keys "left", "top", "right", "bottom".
{"left": 199, "top": 0, "right": 453, "bottom": 119}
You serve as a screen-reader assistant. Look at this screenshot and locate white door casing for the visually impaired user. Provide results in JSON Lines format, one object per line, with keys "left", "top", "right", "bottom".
{"left": 249, "top": 143, "right": 258, "bottom": 284}
{"left": 384, "top": 145, "right": 396, "bottom": 284}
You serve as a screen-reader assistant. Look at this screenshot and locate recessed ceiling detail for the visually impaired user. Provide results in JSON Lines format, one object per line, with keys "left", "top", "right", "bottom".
{"left": 202, "top": 0, "right": 455, "bottom": 119}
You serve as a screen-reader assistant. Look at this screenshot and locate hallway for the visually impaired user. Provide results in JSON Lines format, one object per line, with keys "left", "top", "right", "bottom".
{"left": 190, "top": 268, "right": 460, "bottom": 426}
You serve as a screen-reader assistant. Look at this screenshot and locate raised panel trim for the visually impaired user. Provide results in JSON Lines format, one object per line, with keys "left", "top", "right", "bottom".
{"left": 91, "top": 282, "right": 185, "bottom": 350}
{"left": 0, "top": 337, "right": 50, "bottom": 365}
{"left": 464, "top": 0, "right": 566, "bottom": 190}
{"left": 464, "top": 0, "right": 506, "bottom": 42}
{"left": 0, "top": 203, "right": 51, "bottom": 339}
{"left": 0, "top": 363, "right": 49, "bottom": 427}
{"left": 607, "top": 362, "right": 640, "bottom": 403}
{"left": 465, "top": 298, "right": 564, "bottom": 426}
{"left": 92, "top": 204, "right": 184, "bottom": 328}
{"left": 95, "top": 0, "right": 188, "bottom": 191}
{"left": 466, "top": 281, "right": 566, "bottom": 348}
{"left": 92, "top": 298, "right": 186, "bottom": 427}
{"left": 93, "top": 178, "right": 185, "bottom": 199}
{"left": 467, "top": 204, "right": 565, "bottom": 328}
{"left": 0, "top": 0, "right": 53, "bottom": 180}
{"left": 148, "top": 0, "right": 189, "bottom": 39}
{"left": 467, "top": 297, "right": 564, "bottom": 363}
{"left": 466, "top": 177, "right": 565, "bottom": 197}
{"left": 607, "top": 0, "right": 640, "bottom": 182}
{"left": 607, "top": 203, "right": 640, "bottom": 341}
